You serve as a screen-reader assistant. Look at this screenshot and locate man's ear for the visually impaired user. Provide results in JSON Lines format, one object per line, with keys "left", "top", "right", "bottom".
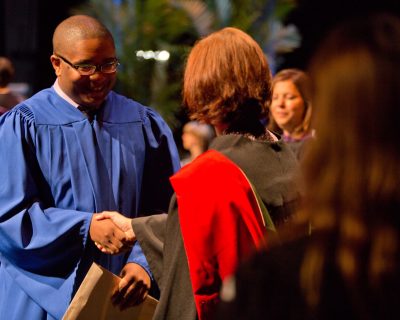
{"left": 50, "top": 54, "right": 62, "bottom": 76}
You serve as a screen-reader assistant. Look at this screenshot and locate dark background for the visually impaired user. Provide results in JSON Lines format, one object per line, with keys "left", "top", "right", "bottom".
{"left": 0, "top": 0, "right": 83, "bottom": 95}
{"left": 1, "top": 0, "right": 400, "bottom": 97}
{"left": 280, "top": 0, "right": 400, "bottom": 70}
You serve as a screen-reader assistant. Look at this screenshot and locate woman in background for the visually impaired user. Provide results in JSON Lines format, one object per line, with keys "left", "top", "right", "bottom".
{"left": 217, "top": 13, "right": 400, "bottom": 320}
{"left": 268, "top": 68, "right": 312, "bottom": 158}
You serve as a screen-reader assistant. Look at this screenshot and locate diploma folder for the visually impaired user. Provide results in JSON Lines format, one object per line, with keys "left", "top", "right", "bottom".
{"left": 62, "top": 262, "right": 158, "bottom": 320}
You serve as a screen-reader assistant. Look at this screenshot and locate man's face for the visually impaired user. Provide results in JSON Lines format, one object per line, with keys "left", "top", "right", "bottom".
{"left": 51, "top": 37, "right": 117, "bottom": 108}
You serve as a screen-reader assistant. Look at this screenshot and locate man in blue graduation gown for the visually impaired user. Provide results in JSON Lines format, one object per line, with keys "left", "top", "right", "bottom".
{"left": 0, "top": 15, "right": 180, "bottom": 319}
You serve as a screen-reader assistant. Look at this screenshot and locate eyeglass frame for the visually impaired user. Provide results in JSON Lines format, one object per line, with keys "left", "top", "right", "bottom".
{"left": 55, "top": 54, "right": 120, "bottom": 76}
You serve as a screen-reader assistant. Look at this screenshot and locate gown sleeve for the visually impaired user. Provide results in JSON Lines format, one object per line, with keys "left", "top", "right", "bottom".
{"left": 131, "top": 213, "right": 167, "bottom": 285}
{"left": 0, "top": 108, "right": 92, "bottom": 276}
{"left": 138, "top": 107, "right": 181, "bottom": 215}
{"left": 125, "top": 107, "right": 180, "bottom": 275}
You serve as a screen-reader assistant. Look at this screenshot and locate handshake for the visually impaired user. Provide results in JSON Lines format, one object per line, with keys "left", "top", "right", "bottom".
{"left": 89, "top": 211, "right": 135, "bottom": 254}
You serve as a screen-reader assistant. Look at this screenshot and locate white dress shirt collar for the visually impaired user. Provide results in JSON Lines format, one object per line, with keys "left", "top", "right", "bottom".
{"left": 53, "top": 79, "right": 80, "bottom": 109}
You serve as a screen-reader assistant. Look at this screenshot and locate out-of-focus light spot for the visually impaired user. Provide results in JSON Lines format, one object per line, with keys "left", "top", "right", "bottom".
{"left": 157, "top": 50, "right": 170, "bottom": 61}
{"left": 136, "top": 50, "right": 170, "bottom": 61}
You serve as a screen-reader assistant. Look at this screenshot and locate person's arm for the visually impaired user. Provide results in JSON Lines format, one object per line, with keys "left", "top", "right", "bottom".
{"left": 0, "top": 110, "right": 128, "bottom": 274}
{"left": 131, "top": 214, "right": 167, "bottom": 284}
{"left": 0, "top": 110, "right": 90, "bottom": 273}
{"left": 138, "top": 107, "right": 181, "bottom": 214}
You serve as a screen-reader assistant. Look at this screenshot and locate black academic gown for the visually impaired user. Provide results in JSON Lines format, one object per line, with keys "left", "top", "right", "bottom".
{"left": 132, "top": 134, "right": 300, "bottom": 320}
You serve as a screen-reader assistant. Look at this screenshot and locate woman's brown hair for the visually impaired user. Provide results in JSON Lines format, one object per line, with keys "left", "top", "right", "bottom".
{"left": 183, "top": 27, "right": 271, "bottom": 137}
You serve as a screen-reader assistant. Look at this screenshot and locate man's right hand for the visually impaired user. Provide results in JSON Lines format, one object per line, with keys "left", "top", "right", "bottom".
{"left": 90, "top": 214, "right": 135, "bottom": 254}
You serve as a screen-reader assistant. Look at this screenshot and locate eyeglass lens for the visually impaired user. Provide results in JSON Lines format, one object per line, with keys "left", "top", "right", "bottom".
{"left": 57, "top": 54, "right": 119, "bottom": 75}
{"left": 77, "top": 61, "right": 119, "bottom": 75}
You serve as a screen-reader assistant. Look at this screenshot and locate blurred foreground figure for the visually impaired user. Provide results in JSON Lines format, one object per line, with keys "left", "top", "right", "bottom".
{"left": 217, "top": 13, "right": 400, "bottom": 320}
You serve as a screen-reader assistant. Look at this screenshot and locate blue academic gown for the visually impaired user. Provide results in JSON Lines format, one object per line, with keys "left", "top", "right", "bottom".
{"left": 0, "top": 88, "right": 180, "bottom": 319}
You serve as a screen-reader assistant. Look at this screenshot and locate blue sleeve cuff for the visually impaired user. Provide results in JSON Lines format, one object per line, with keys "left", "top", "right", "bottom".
{"left": 127, "top": 241, "right": 154, "bottom": 281}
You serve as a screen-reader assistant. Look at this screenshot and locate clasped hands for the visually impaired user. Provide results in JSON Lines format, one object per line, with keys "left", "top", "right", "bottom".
{"left": 90, "top": 211, "right": 135, "bottom": 254}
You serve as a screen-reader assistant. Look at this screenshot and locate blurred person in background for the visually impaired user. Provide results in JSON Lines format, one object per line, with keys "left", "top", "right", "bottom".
{"left": 0, "top": 56, "right": 25, "bottom": 115}
{"left": 181, "top": 120, "right": 215, "bottom": 165}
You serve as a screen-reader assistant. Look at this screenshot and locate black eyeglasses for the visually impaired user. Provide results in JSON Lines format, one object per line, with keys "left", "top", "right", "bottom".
{"left": 55, "top": 54, "right": 120, "bottom": 76}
